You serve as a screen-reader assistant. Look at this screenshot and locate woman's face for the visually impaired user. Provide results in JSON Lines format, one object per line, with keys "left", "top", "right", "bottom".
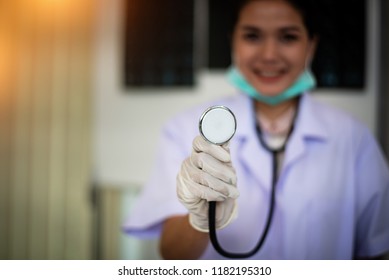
{"left": 232, "top": 0, "right": 316, "bottom": 96}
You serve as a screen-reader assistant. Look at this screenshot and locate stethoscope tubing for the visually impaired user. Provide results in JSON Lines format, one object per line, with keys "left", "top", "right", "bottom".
{"left": 207, "top": 99, "right": 300, "bottom": 258}
{"left": 208, "top": 149, "right": 278, "bottom": 258}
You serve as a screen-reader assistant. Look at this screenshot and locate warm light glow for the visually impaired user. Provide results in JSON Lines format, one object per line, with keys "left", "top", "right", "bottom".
{"left": 0, "top": 0, "right": 96, "bottom": 106}
{"left": 17, "top": 0, "right": 96, "bottom": 31}
{"left": 0, "top": 9, "right": 15, "bottom": 104}
{"left": 0, "top": 36, "right": 11, "bottom": 99}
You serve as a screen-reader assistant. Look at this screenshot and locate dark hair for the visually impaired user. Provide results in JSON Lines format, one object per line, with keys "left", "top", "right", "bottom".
{"left": 229, "top": 0, "right": 322, "bottom": 39}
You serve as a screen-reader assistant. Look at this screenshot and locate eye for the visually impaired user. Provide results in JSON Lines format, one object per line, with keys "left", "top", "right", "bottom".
{"left": 280, "top": 33, "right": 299, "bottom": 43}
{"left": 242, "top": 32, "right": 261, "bottom": 42}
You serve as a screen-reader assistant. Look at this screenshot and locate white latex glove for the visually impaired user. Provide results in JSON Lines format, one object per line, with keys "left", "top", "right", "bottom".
{"left": 177, "top": 135, "right": 239, "bottom": 232}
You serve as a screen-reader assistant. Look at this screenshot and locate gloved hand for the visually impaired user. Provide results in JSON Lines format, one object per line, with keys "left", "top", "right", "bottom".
{"left": 177, "top": 135, "right": 239, "bottom": 232}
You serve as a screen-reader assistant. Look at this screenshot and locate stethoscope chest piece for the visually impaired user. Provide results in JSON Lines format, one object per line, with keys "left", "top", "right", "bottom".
{"left": 199, "top": 106, "right": 237, "bottom": 145}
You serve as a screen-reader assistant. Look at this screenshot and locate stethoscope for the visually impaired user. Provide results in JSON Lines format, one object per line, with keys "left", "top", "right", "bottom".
{"left": 199, "top": 104, "right": 297, "bottom": 258}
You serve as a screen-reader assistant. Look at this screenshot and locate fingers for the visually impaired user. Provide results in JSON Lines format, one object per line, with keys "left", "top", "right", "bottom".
{"left": 181, "top": 158, "right": 239, "bottom": 201}
{"left": 190, "top": 151, "right": 237, "bottom": 186}
{"left": 177, "top": 136, "right": 239, "bottom": 232}
{"left": 192, "top": 135, "right": 231, "bottom": 163}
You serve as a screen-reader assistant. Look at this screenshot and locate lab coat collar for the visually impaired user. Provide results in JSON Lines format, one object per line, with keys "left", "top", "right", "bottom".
{"left": 232, "top": 94, "right": 274, "bottom": 190}
{"left": 231, "top": 92, "right": 329, "bottom": 141}
{"left": 282, "top": 93, "right": 329, "bottom": 174}
{"left": 232, "top": 92, "right": 329, "bottom": 190}
{"left": 293, "top": 93, "right": 329, "bottom": 141}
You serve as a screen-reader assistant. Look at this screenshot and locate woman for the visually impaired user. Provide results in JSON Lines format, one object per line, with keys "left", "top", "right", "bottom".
{"left": 124, "top": 0, "right": 389, "bottom": 259}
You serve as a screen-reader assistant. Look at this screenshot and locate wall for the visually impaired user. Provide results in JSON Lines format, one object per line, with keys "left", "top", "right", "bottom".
{"left": 0, "top": 0, "right": 95, "bottom": 259}
{"left": 94, "top": 0, "right": 381, "bottom": 188}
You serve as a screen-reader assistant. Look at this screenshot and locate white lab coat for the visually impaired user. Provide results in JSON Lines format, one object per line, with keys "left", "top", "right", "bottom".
{"left": 123, "top": 93, "right": 389, "bottom": 259}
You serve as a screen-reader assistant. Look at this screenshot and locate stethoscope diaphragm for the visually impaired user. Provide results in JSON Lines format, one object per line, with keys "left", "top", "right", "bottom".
{"left": 199, "top": 105, "right": 237, "bottom": 145}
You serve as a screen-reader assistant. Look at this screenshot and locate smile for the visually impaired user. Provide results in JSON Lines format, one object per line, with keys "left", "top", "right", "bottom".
{"left": 254, "top": 70, "right": 285, "bottom": 82}
{"left": 261, "top": 71, "right": 281, "bottom": 77}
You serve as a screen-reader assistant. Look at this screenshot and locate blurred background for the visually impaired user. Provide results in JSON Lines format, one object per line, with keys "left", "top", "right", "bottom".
{"left": 0, "top": 0, "right": 389, "bottom": 260}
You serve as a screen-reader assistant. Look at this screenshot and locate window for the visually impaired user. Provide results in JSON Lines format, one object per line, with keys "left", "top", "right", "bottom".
{"left": 124, "top": 0, "right": 194, "bottom": 87}
{"left": 124, "top": 0, "right": 366, "bottom": 89}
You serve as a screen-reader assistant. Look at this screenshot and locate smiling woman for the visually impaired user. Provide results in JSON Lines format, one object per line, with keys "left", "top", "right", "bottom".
{"left": 231, "top": 0, "right": 317, "bottom": 97}
{"left": 209, "top": 0, "right": 366, "bottom": 89}
{"left": 123, "top": 0, "right": 389, "bottom": 260}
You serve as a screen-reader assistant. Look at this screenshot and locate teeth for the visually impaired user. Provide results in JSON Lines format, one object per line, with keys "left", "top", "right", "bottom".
{"left": 261, "top": 72, "right": 279, "bottom": 77}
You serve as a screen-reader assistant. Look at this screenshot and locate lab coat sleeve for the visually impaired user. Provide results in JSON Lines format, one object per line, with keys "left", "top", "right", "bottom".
{"left": 355, "top": 128, "right": 389, "bottom": 258}
{"left": 122, "top": 114, "right": 196, "bottom": 238}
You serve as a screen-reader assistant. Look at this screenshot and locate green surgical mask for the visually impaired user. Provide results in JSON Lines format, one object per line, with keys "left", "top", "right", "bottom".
{"left": 227, "top": 66, "right": 316, "bottom": 106}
